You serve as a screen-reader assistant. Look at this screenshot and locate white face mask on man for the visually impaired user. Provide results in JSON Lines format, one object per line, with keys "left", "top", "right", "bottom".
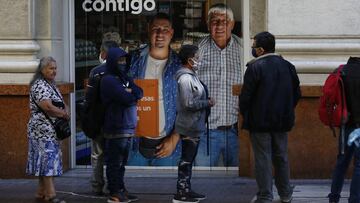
{"left": 99, "top": 54, "right": 106, "bottom": 64}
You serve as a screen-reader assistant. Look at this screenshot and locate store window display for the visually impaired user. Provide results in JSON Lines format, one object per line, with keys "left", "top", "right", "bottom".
{"left": 74, "top": 0, "right": 242, "bottom": 167}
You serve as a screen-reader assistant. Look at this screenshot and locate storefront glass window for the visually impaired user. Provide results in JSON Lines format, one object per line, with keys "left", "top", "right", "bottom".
{"left": 74, "top": 0, "right": 242, "bottom": 167}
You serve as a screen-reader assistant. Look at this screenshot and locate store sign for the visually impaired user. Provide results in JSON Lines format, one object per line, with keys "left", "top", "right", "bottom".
{"left": 134, "top": 79, "right": 159, "bottom": 138}
{"left": 82, "top": 0, "right": 156, "bottom": 14}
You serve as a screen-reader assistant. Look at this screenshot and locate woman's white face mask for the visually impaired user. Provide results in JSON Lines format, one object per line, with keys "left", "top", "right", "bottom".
{"left": 189, "top": 58, "right": 200, "bottom": 71}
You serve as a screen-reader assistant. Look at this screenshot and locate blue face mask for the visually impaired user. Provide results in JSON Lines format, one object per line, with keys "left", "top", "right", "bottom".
{"left": 252, "top": 48, "right": 258, "bottom": 58}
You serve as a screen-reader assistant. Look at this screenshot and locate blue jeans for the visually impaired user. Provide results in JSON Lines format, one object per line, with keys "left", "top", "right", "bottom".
{"left": 195, "top": 127, "right": 239, "bottom": 166}
{"left": 105, "top": 137, "right": 130, "bottom": 196}
{"left": 127, "top": 138, "right": 181, "bottom": 166}
{"left": 250, "top": 132, "right": 292, "bottom": 202}
{"left": 329, "top": 127, "right": 360, "bottom": 203}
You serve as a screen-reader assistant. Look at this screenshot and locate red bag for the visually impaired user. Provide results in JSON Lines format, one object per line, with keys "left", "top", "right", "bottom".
{"left": 318, "top": 65, "right": 348, "bottom": 136}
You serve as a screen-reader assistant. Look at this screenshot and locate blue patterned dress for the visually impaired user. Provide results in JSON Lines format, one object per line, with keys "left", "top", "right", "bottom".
{"left": 26, "top": 79, "right": 63, "bottom": 176}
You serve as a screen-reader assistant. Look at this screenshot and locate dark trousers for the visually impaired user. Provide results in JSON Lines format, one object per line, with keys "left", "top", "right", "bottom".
{"left": 177, "top": 135, "right": 200, "bottom": 193}
{"left": 329, "top": 127, "right": 360, "bottom": 203}
{"left": 105, "top": 137, "right": 130, "bottom": 196}
{"left": 250, "top": 132, "right": 293, "bottom": 202}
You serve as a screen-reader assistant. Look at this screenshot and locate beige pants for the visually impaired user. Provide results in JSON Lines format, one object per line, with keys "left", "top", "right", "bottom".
{"left": 90, "top": 134, "right": 105, "bottom": 193}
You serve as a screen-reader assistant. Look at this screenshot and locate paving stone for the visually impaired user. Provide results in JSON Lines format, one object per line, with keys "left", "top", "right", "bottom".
{"left": 251, "top": 183, "right": 350, "bottom": 203}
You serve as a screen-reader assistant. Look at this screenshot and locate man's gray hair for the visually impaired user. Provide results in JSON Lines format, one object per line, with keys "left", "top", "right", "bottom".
{"left": 29, "top": 56, "right": 56, "bottom": 86}
{"left": 100, "top": 40, "right": 119, "bottom": 53}
{"left": 208, "top": 3, "right": 234, "bottom": 22}
{"left": 102, "top": 32, "right": 121, "bottom": 44}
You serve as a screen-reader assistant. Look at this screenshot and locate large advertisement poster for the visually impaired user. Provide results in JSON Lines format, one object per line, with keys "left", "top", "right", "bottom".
{"left": 74, "top": 0, "right": 241, "bottom": 167}
{"left": 134, "top": 79, "right": 159, "bottom": 138}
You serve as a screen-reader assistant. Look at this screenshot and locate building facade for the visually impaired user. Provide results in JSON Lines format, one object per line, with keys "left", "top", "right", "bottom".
{"left": 0, "top": 0, "right": 359, "bottom": 178}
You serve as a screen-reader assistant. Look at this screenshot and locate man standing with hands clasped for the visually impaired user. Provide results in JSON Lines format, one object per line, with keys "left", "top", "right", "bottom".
{"left": 239, "top": 31, "right": 301, "bottom": 203}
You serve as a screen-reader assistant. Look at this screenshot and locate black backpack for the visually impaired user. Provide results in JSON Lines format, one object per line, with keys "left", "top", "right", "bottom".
{"left": 80, "top": 73, "right": 106, "bottom": 139}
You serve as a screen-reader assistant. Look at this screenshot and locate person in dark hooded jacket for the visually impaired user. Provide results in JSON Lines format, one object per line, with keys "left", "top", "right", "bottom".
{"left": 84, "top": 40, "right": 119, "bottom": 196}
{"left": 100, "top": 47, "right": 143, "bottom": 203}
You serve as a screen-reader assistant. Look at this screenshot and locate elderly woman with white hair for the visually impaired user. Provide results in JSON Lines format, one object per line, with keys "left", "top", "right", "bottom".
{"left": 26, "top": 56, "right": 70, "bottom": 203}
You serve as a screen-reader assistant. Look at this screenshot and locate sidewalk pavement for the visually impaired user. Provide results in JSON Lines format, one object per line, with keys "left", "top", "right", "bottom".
{"left": 0, "top": 168, "right": 350, "bottom": 203}
{"left": 251, "top": 183, "right": 349, "bottom": 203}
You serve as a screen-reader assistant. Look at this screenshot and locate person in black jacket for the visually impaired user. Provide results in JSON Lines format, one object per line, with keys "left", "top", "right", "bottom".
{"left": 328, "top": 57, "right": 360, "bottom": 203}
{"left": 101, "top": 47, "right": 143, "bottom": 203}
{"left": 239, "top": 31, "right": 301, "bottom": 203}
{"left": 85, "top": 40, "right": 119, "bottom": 196}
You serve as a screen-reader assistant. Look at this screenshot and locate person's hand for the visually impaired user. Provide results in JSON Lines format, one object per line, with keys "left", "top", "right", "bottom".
{"left": 62, "top": 111, "right": 70, "bottom": 120}
{"left": 155, "top": 133, "right": 180, "bottom": 158}
{"left": 208, "top": 97, "right": 215, "bottom": 107}
{"left": 348, "top": 128, "right": 360, "bottom": 147}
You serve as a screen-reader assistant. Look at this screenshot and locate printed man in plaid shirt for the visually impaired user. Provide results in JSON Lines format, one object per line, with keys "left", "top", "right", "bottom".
{"left": 195, "top": 3, "right": 242, "bottom": 167}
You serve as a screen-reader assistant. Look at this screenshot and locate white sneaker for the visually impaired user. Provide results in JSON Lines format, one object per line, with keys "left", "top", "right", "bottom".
{"left": 281, "top": 196, "right": 292, "bottom": 203}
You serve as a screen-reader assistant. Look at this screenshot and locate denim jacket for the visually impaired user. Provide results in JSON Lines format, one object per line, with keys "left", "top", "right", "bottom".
{"left": 129, "top": 45, "right": 182, "bottom": 137}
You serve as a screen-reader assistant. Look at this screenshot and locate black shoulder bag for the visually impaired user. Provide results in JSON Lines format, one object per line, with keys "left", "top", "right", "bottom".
{"left": 31, "top": 84, "right": 71, "bottom": 140}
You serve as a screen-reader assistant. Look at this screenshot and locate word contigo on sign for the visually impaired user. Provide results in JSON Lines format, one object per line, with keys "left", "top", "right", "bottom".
{"left": 82, "top": 0, "right": 156, "bottom": 14}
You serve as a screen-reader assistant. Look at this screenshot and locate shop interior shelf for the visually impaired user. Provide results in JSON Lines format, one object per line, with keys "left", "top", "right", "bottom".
{"left": 75, "top": 60, "right": 100, "bottom": 68}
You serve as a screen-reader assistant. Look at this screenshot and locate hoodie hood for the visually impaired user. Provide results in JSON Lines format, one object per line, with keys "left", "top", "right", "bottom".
{"left": 175, "top": 67, "right": 196, "bottom": 81}
{"left": 106, "top": 47, "right": 128, "bottom": 76}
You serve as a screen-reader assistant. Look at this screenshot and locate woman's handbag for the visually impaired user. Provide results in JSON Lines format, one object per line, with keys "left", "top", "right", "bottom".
{"left": 31, "top": 88, "right": 71, "bottom": 140}
{"left": 53, "top": 118, "right": 71, "bottom": 140}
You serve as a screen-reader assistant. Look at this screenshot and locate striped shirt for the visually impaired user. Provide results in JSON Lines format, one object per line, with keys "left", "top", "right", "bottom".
{"left": 197, "top": 35, "right": 242, "bottom": 129}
